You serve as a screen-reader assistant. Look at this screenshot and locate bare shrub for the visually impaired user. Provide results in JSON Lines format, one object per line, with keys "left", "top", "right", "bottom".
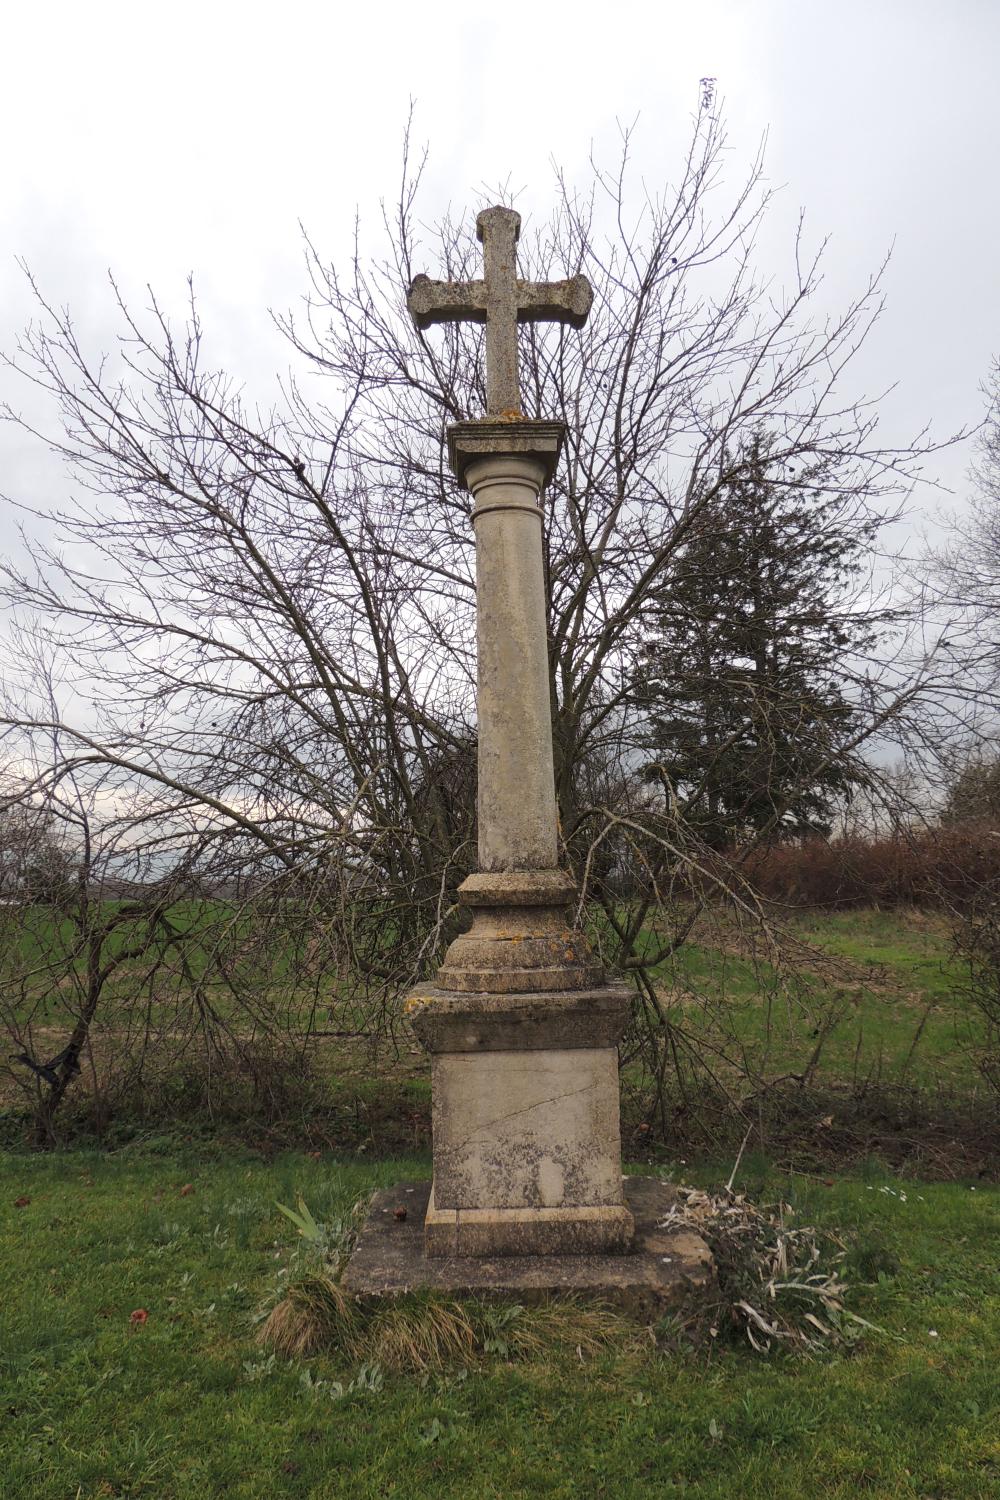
{"left": 741, "top": 825, "right": 1000, "bottom": 909}
{"left": 0, "top": 757, "right": 335, "bottom": 1143}
{"left": 950, "top": 878, "right": 1000, "bottom": 1096}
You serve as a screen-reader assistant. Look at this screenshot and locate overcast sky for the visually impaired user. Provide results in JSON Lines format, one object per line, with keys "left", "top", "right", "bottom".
{"left": 1, "top": 0, "right": 997, "bottom": 538}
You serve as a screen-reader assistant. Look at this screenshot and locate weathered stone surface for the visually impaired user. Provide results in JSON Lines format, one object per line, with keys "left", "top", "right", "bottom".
{"left": 399, "top": 217, "right": 634, "bottom": 1267}
{"left": 457, "top": 870, "right": 578, "bottom": 906}
{"left": 468, "top": 452, "right": 559, "bottom": 874}
{"left": 407, "top": 205, "right": 591, "bottom": 416}
{"left": 424, "top": 1191, "right": 634, "bottom": 1257}
{"left": 448, "top": 419, "right": 565, "bottom": 489}
{"left": 435, "top": 909, "right": 603, "bottom": 993}
{"left": 342, "top": 1177, "right": 715, "bottom": 1319}
{"left": 429, "top": 1047, "right": 625, "bottom": 1212}
{"left": 435, "top": 867, "right": 603, "bottom": 993}
{"left": 406, "top": 983, "right": 632, "bottom": 1054}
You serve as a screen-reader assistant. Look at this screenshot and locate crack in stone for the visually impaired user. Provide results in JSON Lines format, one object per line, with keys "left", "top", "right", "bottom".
{"left": 445, "top": 1080, "right": 598, "bottom": 1152}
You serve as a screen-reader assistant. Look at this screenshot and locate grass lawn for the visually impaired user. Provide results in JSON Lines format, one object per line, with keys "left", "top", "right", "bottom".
{"left": 651, "top": 906, "right": 980, "bottom": 1094}
{"left": 2, "top": 1144, "right": 998, "bottom": 1499}
{"left": 3, "top": 906, "right": 984, "bottom": 1130}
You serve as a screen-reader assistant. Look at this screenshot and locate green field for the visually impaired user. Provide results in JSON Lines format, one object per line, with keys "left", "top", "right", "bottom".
{"left": 2, "top": 907, "right": 998, "bottom": 1497}
{"left": 3, "top": 905, "right": 980, "bottom": 1097}
{"left": 645, "top": 906, "right": 979, "bottom": 1093}
{"left": 2, "top": 1146, "right": 998, "bottom": 1499}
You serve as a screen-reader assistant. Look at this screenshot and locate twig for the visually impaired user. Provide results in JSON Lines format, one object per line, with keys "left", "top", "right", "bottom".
{"left": 725, "top": 1123, "right": 754, "bottom": 1193}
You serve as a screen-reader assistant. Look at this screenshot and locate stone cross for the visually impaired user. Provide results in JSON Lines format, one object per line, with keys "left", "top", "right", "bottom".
{"left": 342, "top": 198, "right": 711, "bottom": 1291}
{"left": 398, "top": 205, "right": 635, "bottom": 1260}
{"left": 407, "top": 206, "right": 592, "bottom": 417}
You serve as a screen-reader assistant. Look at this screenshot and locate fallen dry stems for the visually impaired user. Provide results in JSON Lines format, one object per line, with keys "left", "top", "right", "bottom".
{"left": 660, "top": 1184, "right": 881, "bottom": 1354}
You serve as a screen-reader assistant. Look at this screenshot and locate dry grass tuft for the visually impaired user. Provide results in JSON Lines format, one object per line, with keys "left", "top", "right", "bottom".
{"left": 257, "top": 1273, "right": 358, "bottom": 1359}
{"left": 366, "top": 1299, "right": 477, "bottom": 1371}
{"left": 258, "top": 1279, "right": 635, "bottom": 1371}
{"left": 482, "top": 1298, "right": 631, "bottom": 1360}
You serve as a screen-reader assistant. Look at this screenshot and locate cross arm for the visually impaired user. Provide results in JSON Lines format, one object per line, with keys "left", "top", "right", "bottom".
{"left": 515, "top": 276, "right": 593, "bottom": 328}
{"left": 407, "top": 274, "right": 487, "bottom": 329}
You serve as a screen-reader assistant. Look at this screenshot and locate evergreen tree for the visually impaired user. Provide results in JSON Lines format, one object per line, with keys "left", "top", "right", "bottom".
{"left": 941, "top": 755, "right": 1000, "bottom": 825}
{"left": 639, "top": 433, "right": 884, "bottom": 848}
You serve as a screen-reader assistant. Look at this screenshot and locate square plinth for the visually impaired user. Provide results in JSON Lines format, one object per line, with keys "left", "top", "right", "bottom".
{"left": 430, "top": 1046, "right": 625, "bottom": 1221}
{"left": 342, "top": 1178, "right": 714, "bottom": 1320}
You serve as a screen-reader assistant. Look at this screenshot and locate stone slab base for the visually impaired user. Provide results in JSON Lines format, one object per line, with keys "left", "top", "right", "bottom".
{"left": 424, "top": 1184, "right": 634, "bottom": 1257}
{"left": 342, "top": 1177, "right": 714, "bottom": 1320}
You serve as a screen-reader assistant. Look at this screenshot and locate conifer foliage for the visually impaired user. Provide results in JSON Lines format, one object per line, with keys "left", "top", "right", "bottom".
{"left": 638, "top": 433, "right": 886, "bottom": 847}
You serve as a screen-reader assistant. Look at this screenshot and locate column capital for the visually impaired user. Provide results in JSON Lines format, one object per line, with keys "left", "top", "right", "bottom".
{"left": 447, "top": 418, "right": 565, "bottom": 491}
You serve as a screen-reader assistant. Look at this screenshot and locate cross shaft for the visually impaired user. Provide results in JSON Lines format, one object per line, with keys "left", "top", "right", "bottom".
{"left": 407, "top": 206, "right": 592, "bottom": 416}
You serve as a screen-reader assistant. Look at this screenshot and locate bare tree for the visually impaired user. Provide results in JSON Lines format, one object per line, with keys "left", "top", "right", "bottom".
{"left": 0, "top": 725, "right": 348, "bottom": 1143}
{"left": 0, "top": 97, "right": 964, "bottom": 1130}
{"left": 929, "top": 359, "right": 1000, "bottom": 736}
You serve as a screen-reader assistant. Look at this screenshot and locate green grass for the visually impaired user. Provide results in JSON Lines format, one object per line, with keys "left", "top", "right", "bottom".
{"left": 790, "top": 908, "right": 960, "bottom": 999}
{"left": 0, "top": 898, "right": 342, "bottom": 1034}
{"left": 4, "top": 905, "right": 990, "bottom": 1173}
{"left": 3, "top": 908, "right": 996, "bottom": 1493}
{"left": 650, "top": 907, "right": 980, "bottom": 1093}
{"left": 2, "top": 1145, "right": 999, "bottom": 1498}
{"left": 3, "top": 903, "right": 983, "bottom": 1098}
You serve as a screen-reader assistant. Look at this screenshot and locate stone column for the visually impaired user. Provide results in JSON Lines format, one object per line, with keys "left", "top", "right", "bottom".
{"left": 470, "top": 451, "right": 558, "bottom": 874}
{"left": 406, "top": 419, "right": 634, "bottom": 1258}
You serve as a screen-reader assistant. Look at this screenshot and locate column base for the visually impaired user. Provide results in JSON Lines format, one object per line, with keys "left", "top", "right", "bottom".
{"left": 435, "top": 871, "right": 603, "bottom": 993}
{"left": 342, "top": 1178, "right": 715, "bottom": 1321}
{"left": 424, "top": 1184, "right": 634, "bottom": 1257}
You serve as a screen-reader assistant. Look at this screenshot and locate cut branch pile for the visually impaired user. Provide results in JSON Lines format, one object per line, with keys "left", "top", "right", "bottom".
{"left": 660, "top": 1184, "right": 881, "bottom": 1354}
